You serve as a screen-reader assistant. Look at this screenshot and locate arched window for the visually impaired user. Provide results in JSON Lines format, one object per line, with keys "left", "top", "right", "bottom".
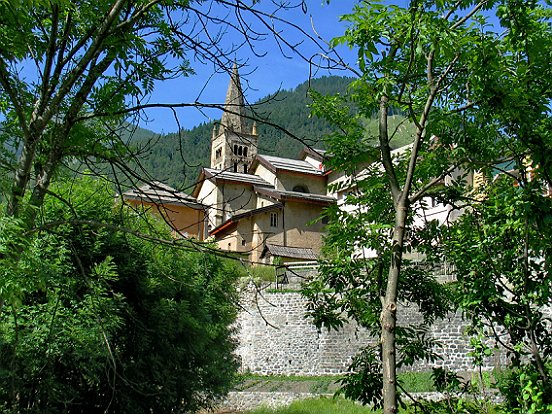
{"left": 234, "top": 144, "right": 238, "bottom": 154}
{"left": 243, "top": 147, "right": 248, "bottom": 157}
{"left": 292, "top": 185, "right": 309, "bottom": 193}
{"left": 238, "top": 146, "right": 243, "bottom": 156}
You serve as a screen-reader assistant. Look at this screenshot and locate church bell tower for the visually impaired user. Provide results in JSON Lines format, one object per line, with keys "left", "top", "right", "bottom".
{"left": 210, "top": 63, "right": 258, "bottom": 173}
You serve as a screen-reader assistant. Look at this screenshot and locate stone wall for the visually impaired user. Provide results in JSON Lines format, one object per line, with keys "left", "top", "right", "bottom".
{"left": 235, "top": 287, "right": 504, "bottom": 376}
{"left": 219, "top": 391, "right": 324, "bottom": 412}
{"left": 216, "top": 391, "right": 503, "bottom": 412}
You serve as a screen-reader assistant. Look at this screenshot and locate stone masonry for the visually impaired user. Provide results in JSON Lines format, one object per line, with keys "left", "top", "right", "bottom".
{"left": 235, "top": 287, "right": 505, "bottom": 376}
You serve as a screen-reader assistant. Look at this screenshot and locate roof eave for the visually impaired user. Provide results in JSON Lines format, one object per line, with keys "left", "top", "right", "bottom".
{"left": 210, "top": 219, "right": 236, "bottom": 237}
{"left": 123, "top": 195, "right": 204, "bottom": 210}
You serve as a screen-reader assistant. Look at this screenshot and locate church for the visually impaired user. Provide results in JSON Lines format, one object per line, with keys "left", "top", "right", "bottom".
{"left": 124, "top": 65, "right": 338, "bottom": 265}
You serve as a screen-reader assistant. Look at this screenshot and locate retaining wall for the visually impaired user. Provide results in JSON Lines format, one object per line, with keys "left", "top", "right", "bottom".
{"left": 235, "top": 287, "right": 504, "bottom": 376}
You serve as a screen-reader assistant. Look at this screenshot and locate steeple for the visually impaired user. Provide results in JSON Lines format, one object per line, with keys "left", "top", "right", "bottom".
{"left": 220, "top": 62, "right": 247, "bottom": 133}
{"left": 210, "top": 62, "right": 259, "bottom": 172}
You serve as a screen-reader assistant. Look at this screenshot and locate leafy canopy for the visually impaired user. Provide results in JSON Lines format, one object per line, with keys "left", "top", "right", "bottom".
{"left": 0, "top": 176, "right": 240, "bottom": 413}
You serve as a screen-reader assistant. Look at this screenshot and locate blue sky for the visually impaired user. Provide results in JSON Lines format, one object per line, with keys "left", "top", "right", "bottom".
{"left": 141, "top": 1, "right": 360, "bottom": 133}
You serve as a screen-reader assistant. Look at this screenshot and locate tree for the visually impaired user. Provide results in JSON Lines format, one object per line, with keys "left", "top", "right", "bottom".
{"left": 0, "top": 176, "right": 240, "bottom": 413}
{"left": 432, "top": 2, "right": 552, "bottom": 409}
{"left": 304, "top": 1, "right": 552, "bottom": 412}
{"left": 0, "top": 0, "right": 331, "bottom": 354}
{"left": 0, "top": 0, "right": 327, "bottom": 228}
{"left": 438, "top": 175, "right": 552, "bottom": 409}
{"left": 0, "top": 1, "right": 330, "bottom": 409}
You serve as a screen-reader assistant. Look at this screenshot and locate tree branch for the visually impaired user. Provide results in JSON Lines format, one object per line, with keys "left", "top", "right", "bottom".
{"left": 450, "top": 0, "right": 489, "bottom": 30}
{"left": 409, "top": 163, "right": 460, "bottom": 204}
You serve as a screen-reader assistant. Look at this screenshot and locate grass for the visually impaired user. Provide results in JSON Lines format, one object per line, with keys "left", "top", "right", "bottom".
{"left": 247, "top": 265, "right": 277, "bottom": 283}
{"left": 246, "top": 397, "right": 377, "bottom": 414}
{"left": 237, "top": 374, "right": 340, "bottom": 394}
{"left": 237, "top": 372, "right": 436, "bottom": 395}
{"left": 265, "top": 288, "right": 302, "bottom": 293}
{"left": 397, "top": 371, "right": 435, "bottom": 393}
{"left": 244, "top": 396, "right": 504, "bottom": 414}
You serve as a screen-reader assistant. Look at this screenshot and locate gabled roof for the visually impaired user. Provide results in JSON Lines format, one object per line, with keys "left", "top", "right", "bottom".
{"left": 210, "top": 203, "right": 283, "bottom": 237}
{"left": 254, "top": 186, "right": 335, "bottom": 205}
{"left": 123, "top": 181, "right": 204, "bottom": 209}
{"left": 204, "top": 168, "right": 273, "bottom": 186}
{"left": 261, "top": 244, "right": 317, "bottom": 260}
{"left": 192, "top": 167, "right": 273, "bottom": 197}
{"left": 252, "top": 154, "right": 325, "bottom": 176}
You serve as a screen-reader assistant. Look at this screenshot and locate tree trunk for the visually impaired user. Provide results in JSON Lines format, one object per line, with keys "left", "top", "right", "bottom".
{"left": 381, "top": 298, "right": 398, "bottom": 414}
{"left": 7, "top": 137, "right": 39, "bottom": 217}
{"left": 381, "top": 202, "right": 407, "bottom": 414}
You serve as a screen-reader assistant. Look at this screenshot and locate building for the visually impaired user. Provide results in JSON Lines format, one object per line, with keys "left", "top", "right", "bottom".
{"left": 196, "top": 153, "right": 334, "bottom": 263}
{"left": 123, "top": 66, "right": 485, "bottom": 265}
{"left": 193, "top": 147, "right": 334, "bottom": 264}
{"left": 123, "top": 181, "right": 207, "bottom": 239}
{"left": 124, "top": 65, "right": 335, "bottom": 265}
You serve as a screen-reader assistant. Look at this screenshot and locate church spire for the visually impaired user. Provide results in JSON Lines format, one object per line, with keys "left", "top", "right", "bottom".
{"left": 220, "top": 62, "right": 247, "bottom": 133}
{"left": 210, "top": 61, "right": 258, "bottom": 172}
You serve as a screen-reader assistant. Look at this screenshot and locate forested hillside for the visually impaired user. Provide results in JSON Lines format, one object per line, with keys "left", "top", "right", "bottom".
{"left": 133, "top": 76, "right": 354, "bottom": 191}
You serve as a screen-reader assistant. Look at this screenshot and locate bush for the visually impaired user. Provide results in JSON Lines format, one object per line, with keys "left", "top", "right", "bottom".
{"left": 496, "top": 365, "right": 552, "bottom": 414}
{"left": 0, "top": 177, "right": 240, "bottom": 413}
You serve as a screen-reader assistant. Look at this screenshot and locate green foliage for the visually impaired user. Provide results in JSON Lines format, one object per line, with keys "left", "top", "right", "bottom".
{"left": 0, "top": 0, "right": 199, "bottom": 228}
{"left": 397, "top": 371, "right": 435, "bottom": 393}
{"left": 305, "top": 1, "right": 552, "bottom": 411}
{"left": 438, "top": 177, "right": 552, "bottom": 399}
{"left": 496, "top": 366, "right": 552, "bottom": 413}
{"left": 336, "top": 346, "right": 384, "bottom": 408}
{"left": 0, "top": 176, "right": 239, "bottom": 413}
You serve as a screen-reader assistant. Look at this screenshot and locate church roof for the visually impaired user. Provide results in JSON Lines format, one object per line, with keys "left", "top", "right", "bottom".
{"left": 203, "top": 168, "right": 273, "bottom": 187}
{"left": 123, "top": 181, "right": 204, "bottom": 209}
{"left": 299, "top": 147, "right": 327, "bottom": 162}
{"left": 253, "top": 154, "right": 325, "bottom": 176}
{"left": 254, "top": 187, "right": 335, "bottom": 205}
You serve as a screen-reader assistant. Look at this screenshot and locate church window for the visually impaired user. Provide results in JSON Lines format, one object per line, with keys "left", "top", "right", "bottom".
{"left": 233, "top": 162, "right": 238, "bottom": 172}
{"left": 243, "top": 147, "right": 248, "bottom": 157}
{"left": 270, "top": 212, "right": 278, "bottom": 228}
{"left": 215, "top": 147, "right": 222, "bottom": 159}
{"left": 234, "top": 144, "right": 238, "bottom": 154}
{"left": 238, "top": 146, "right": 243, "bottom": 156}
{"left": 243, "top": 164, "right": 248, "bottom": 174}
